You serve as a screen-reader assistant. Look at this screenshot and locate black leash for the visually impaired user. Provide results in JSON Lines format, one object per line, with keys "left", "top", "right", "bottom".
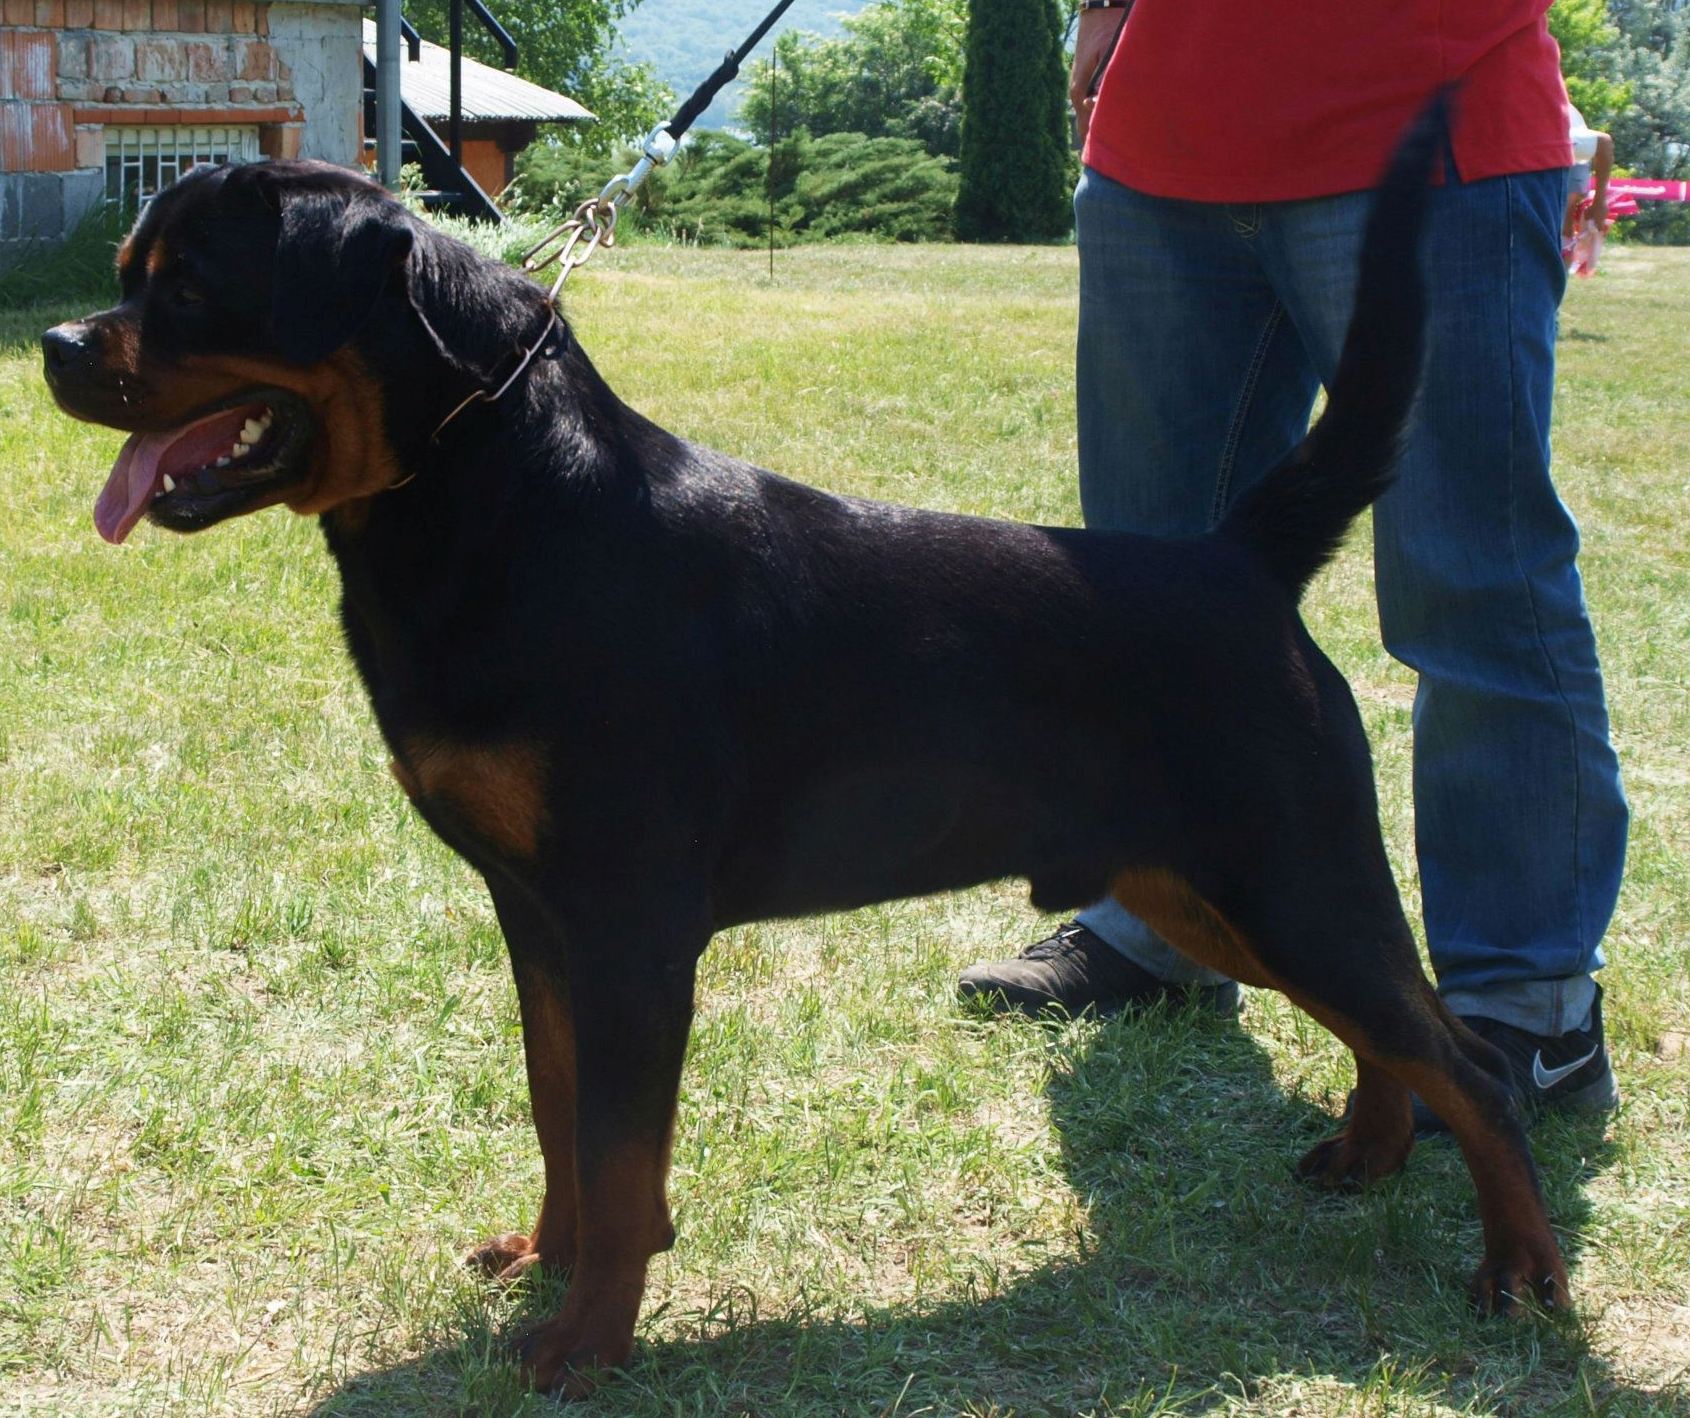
{"left": 1086, "top": 10, "right": 1130, "bottom": 101}
{"left": 667, "top": 0, "right": 803, "bottom": 143}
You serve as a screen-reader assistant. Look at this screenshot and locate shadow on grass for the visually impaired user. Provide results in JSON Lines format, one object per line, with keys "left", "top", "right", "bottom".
{"left": 307, "top": 1008, "right": 1634, "bottom": 1417}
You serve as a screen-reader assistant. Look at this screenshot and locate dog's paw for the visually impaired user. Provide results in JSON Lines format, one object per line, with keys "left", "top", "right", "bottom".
{"left": 464, "top": 1230, "right": 575, "bottom": 1282}
{"left": 513, "top": 1316, "right": 630, "bottom": 1398}
{"left": 1469, "top": 1244, "right": 1570, "bottom": 1317}
{"left": 1295, "top": 1130, "right": 1412, "bottom": 1190}
{"left": 464, "top": 1231, "right": 532, "bottom": 1276}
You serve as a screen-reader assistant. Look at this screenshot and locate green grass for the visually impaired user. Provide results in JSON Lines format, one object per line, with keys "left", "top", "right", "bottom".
{"left": 2, "top": 236, "right": 1687, "bottom": 1417}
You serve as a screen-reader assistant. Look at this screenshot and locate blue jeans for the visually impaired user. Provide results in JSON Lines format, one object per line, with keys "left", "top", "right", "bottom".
{"left": 1070, "top": 165, "right": 1628, "bottom": 1037}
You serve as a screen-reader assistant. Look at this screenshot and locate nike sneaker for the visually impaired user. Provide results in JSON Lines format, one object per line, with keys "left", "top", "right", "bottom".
{"left": 1413, "top": 984, "right": 1619, "bottom": 1135}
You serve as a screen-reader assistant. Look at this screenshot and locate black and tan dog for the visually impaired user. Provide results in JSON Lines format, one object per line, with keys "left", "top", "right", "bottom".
{"left": 42, "top": 108, "right": 1565, "bottom": 1395}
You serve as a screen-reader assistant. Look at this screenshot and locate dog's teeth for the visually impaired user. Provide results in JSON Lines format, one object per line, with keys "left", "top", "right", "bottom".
{"left": 161, "top": 474, "right": 176, "bottom": 493}
{"left": 229, "top": 441, "right": 248, "bottom": 459}
{"left": 214, "top": 456, "right": 230, "bottom": 467}
{"left": 240, "top": 418, "right": 264, "bottom": 444}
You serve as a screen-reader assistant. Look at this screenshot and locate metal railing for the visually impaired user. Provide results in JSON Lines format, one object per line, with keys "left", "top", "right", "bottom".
{"left": 368, "top": 1, "right": 518, "bottom": 222}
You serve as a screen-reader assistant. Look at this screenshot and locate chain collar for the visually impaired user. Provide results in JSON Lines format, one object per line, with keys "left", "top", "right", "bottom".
{"left": 420, "top": 129, "right": 677, "bottom": 454}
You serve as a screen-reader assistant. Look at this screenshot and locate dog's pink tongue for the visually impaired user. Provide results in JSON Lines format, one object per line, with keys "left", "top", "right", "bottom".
{"left": 95, "top": 430, "right": 177, "bottom": 544}
{"left": 93, "top": 405, "right": 255, "bottom": 544}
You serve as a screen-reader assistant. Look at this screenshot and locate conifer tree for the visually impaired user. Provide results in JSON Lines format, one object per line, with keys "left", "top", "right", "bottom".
{"left": 954, "top": 0, "right": 1072, "bottom": 240}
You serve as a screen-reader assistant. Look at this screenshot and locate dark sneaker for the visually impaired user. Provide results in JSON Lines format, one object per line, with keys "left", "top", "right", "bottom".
{"left": 957, "top": 921, "right": 1241, "bottom": 1019}
{"left": 1407, "top": 986, "right": 1618, "bottom": 1135}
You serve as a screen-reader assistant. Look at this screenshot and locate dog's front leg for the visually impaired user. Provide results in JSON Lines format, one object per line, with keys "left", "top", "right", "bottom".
{"left": 511, "top": 902, "right": 703, "bottom": 1398}
{"left": 465, "top": 882, "right": 580, "bottom": 1280}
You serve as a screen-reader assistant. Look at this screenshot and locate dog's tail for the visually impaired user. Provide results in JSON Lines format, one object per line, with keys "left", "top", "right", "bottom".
{"left": 1217, "top": 94, "right": 1445, "bottom": 600}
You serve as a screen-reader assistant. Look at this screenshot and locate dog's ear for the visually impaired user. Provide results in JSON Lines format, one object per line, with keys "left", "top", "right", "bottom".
{"left": 269, "top": 189, "right": 415, "bottom": 365}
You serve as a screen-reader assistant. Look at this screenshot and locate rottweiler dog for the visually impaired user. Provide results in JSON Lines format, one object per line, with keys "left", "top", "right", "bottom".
{"left": 42, "top": 106, "right": 1565, "bottom": 1395}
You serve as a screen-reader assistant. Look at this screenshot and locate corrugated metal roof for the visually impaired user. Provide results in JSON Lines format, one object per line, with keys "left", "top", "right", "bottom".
{"left": 362, "top": 20, "right": 595, "bottom": 125}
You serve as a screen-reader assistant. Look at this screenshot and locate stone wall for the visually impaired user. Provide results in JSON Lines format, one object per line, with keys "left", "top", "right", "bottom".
{"left": 265, "top": 4, "right": 359, "bottom": 169}
{"left": 2, "top": 0, "right": 360, "bottom": 266}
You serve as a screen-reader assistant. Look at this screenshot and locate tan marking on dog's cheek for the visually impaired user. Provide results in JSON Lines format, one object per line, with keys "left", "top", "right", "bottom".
{"left": 402, "top": 738, "right": 551, "bottom": 859}
{"left": 163, "top": 349, "right": 405, "bottom": 514}
{"left": 286, "top": 350, "right": 404, "bottom": 514}
{"left": 145, "top": 242, "right": 170, "bottom": 278}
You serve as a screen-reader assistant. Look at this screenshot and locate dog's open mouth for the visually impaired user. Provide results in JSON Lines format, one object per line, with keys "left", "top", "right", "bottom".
{"left": 94, "top": 388, "right": 315, "bottom": 544}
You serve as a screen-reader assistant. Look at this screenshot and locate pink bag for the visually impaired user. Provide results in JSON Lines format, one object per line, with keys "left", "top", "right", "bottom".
{"left": 1566, "top": 222, "right": 1604, "bottom": 278}
{"left": 1562, "top": 195, "right": 1615, "bottom": 278}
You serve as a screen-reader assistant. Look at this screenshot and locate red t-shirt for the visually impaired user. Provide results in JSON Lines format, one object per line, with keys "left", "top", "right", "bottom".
{"left": 1084, "top": 1, "right": 1573, "bottom": 202}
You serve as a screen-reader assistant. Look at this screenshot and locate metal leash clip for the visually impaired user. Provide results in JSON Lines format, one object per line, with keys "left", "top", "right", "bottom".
{"left": 519, "top": 124, "right": 679, "bottom": 300}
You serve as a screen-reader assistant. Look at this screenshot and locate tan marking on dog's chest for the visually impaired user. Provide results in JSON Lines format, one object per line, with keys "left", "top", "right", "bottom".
{"left": 397, "top": 737, "right": 551, "bottom": 859}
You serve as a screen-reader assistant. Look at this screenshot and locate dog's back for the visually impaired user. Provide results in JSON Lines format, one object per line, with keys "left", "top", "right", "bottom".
{"left": 702, "top": 101, "right": 1442, "bottom": 922}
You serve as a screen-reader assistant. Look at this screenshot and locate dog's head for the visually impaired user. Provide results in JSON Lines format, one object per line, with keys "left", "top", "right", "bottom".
{"left": 43, "top": 161, "right": 554, "bottom": 543}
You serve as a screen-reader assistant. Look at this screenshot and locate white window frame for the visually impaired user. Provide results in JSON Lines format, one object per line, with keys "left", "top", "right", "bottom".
{"left": 103, "top": 125, "right": 262, "bottom": 209}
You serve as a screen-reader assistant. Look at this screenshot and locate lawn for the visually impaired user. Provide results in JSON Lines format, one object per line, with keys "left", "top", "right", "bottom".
{"left": 0, "top": 232, "right": 1686, "bottom": 1417}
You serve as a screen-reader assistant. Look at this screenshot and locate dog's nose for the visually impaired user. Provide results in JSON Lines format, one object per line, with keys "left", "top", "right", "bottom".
{"left": 42, "top": 322, "right": 96, "bottom": 378}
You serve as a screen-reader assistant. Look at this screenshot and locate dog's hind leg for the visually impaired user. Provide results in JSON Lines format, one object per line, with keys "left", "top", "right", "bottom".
{"left": 466, "top": 883, "right": 580, "bottom": 1281}
{"left": 1109, "top": 865, "right": 1413, "bottom": 1187}
{"left": 1111, "top": 848, "right": 1568, "bottom": 1314}
{"left": 1286, "top": 964, "right": 1567, "bottom": 1315}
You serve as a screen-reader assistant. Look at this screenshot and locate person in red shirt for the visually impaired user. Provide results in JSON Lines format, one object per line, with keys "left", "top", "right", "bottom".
{"left": 959, "top": 1, "right": 1627, "bottom": 1128}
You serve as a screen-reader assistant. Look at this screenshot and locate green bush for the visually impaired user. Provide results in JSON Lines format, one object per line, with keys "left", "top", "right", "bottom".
{"left": 0, "top": 204, "right": 126, "bottom": 311}
{"left": 510, "top": 128, "right": 960, "bottom": 246}
{"left": 792, "top": 132, "right": 960, "bottom": 242}
{"left": 506, "top": 139, "right": 633, "bottom": 221}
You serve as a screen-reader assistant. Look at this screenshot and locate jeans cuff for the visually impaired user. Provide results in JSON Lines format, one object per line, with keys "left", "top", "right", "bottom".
{"left": 1439, "top": 974, "right": 1599, "bottom": 1036}
{"left": 1074, "top": 897, "right": 1235, "bottom": 987}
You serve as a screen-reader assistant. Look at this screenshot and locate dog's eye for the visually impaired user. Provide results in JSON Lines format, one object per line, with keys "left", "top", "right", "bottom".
{"left": 170, "top": 281, "right": 206, "bottom": 309}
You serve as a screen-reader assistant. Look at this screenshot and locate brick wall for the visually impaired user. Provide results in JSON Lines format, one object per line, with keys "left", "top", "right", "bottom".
{"left": 3, "top": 1, "right": 358, "bottom": 263}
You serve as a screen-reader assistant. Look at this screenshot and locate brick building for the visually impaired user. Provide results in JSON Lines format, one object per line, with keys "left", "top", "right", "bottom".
{"left": 1, "top": 0, "right": 361, "bottom": 264}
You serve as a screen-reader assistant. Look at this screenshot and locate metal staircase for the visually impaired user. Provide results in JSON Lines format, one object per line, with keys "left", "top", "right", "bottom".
{"left": 363, "top": 0, "right": 515, "bottom": 223}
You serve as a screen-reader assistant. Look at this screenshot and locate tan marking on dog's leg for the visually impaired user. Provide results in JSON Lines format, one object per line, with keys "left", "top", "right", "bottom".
{"left": 1108, "top": 867, "right": 1274, "bottom": 987}
{"left": 467, "top": 960, "right": 579, "bottom": 1279}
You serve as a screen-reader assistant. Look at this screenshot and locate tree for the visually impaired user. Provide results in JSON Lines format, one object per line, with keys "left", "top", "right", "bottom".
{"left": 1549, "top": 0, "right": 1631, "bottom": 126}
{"left": 1545, "top": 2, "right": 1690, "bottom": 245}
{"left": 1607, "top": 0, "right": 1690, "bottom": 242}
{"left": 738, "top": 0, "right": 968, "bottom": 157}
{"left": 406, "top": 0, "right": 671, "bottom": 152}
{"left": 953, "top": 0, "right": 1071, "bottom": 240}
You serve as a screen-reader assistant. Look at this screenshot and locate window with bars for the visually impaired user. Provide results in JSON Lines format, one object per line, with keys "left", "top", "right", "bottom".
{"left": 103, "top": 126, "right": 261, "bottom": 209}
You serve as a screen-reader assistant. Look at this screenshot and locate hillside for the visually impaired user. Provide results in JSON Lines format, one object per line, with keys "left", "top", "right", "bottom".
{"left": 616, "top": 0, "right": 858, "bottom": 131}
